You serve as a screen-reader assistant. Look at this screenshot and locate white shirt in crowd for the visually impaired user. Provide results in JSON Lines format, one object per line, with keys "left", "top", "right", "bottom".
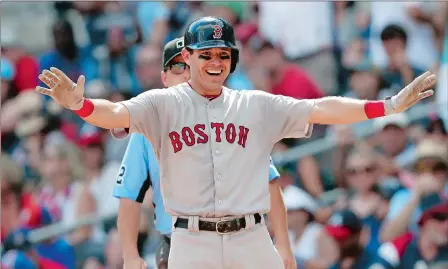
{"left": 258, "top": 2, "right": 333, "bottom": 59}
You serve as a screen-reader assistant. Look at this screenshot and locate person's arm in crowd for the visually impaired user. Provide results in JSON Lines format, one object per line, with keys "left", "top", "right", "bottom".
{"left": 379, "top": 174, "right": 441, "bottom": 242}
{"left": 308, "top": 72, "right": 435, "bottom": 125}
{"left": 297, "top": 156, "right": 324, "bottom": 197}
{"left": 406, "top": 2, "right": 446, "bottom": 38}
{"left": 69, "top": 185, "right": 97, "bottom": 245}
{"left": 146, "top": 3, "right": 170, "bottom": 48}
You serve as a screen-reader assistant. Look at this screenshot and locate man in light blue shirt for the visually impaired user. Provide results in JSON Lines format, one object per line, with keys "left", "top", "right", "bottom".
{"left": 112, "top": 37, "right": 296, "bottom": 269}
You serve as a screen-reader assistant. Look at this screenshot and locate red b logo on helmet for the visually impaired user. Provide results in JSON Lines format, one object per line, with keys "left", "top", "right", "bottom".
{"left": 212, "top": 25, "right": 223, "bottom": 39}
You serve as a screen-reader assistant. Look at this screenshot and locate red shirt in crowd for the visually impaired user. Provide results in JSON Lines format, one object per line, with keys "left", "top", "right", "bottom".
{"left": 14, "top": 56, "right": 39, "bottom": 92}
{"left": 271, "top": 65, "right": 324, "bottom": 100}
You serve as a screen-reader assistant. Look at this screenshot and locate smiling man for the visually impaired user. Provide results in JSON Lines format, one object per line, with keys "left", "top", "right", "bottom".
{"left": 36, "top": 16, "right": 435, "bottom": 269}
{"left": 111, "top": 37, "right": 296, "bottom": 269}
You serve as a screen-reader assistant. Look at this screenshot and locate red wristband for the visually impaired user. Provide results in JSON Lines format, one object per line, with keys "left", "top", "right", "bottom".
{"left": 364, "top": 101, "right": 385, "bottom": 119}
{"left": 73, "top": 98, "right": 94, "bottom": 118}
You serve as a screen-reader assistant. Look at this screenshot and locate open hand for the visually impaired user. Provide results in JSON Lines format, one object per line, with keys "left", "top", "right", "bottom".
{"left": 35, "top": 67, "right": 86, "bottom": 110}
{"left": 388, "top": 71, "right": 436, "bottom": 114}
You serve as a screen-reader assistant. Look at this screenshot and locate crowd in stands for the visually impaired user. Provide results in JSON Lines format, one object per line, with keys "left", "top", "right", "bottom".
{"left": 1, "top": 1, "right": 447, "bottom": 268}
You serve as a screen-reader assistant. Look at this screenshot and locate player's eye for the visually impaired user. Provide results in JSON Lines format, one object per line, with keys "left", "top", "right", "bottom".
{"left": 220, "top": 54, "right": 230, "bottom": 60}
{"left": 199, "top": 54, "right": 212, "bottom": 60}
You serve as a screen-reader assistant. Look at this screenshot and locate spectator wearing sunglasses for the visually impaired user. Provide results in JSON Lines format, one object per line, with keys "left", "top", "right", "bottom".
{"left": 372, "top": 203, "right": 448, "bottom": 269}
{"left": 380, "top": 139, "right": 448, "bottom": 242}
{"left": 338, "top": 150, "right": 390, "bottom": 253}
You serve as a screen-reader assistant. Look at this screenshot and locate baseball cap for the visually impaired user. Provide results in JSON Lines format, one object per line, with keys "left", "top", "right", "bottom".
{"left": 414, "top": 138, "right": 448, "bottom": 167}
{"left": 282, "top": 185, "right": 318, "bottom": 214}
{"left": 325, "top": 209, "right": 363, "bottom": 241}
{"left": 162, "top": 37, "right": 185, "bottom": 69}
{"left": 418, "top": 202, "right": 448, "bottom": 226}
{"left": 373, "top": 113, "right": 410, "bottom": 132}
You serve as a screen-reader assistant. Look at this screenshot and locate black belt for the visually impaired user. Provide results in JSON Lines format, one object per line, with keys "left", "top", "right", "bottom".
{"left": 174, "top": 213, "right": 262, "bottom": 234}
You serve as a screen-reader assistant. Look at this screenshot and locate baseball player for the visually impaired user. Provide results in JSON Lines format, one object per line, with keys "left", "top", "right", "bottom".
{"left": 111, "top": 38, "right": 296, "bottom": 269}
{"left": 36, "top": 16, "right": 435, "bottom": 269}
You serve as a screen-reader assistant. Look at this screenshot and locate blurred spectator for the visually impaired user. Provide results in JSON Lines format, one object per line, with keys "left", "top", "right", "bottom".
{"left": 281, "top": 185, "right": 322, "bottom": 266}
{"left": 380, "top": 138, "right": 448, "bottom": 242}
{"left": 1, "top": 154, "right": 76, "bottom": 269}
{"left": 73, "top": 2, "right": 141, "bottom": 49}
{"left": 333, "top": 1, "right": 370, "bottom": 50}
{"left": 373, "top": 203, "right": 448, "bottom": 268}
{"left": 39, "top": 19, "right": 98, "bottom": 83}
{"left": 134, "top": 45, "right": 164, "bottom": 92}
{"left": 256, "top": 40, "right": 324, "bottom": 100}
{"left": 371, "top": 113, "right": 416, "bottom": 177}
{"left": 306, "top": 209, "right": 375, "bottom": 269}
{"left": 203, "top": 1, "right": 245, "bottom": 26}
{"left": 94, "top": 26, "right": 140, "bottom": 95}
{"left": 135, "top": 2, "right": 170, "bottom": 46}
{"left": 339, "top": 150, "right": 390, "bottom": 252}
{"left": 425, "top": 117, "right": 448, "bottom": 144}
{"left": 258, "top": 2, "right": 337, "bottom": 95}
{"left": 437, "top": 27, "right": 448, "bottom": 130}
{"left": 369, "top": 1, "right": 440, "bottom": 71}
{"left": 1, "top": 34, "right": 39, "bottom": 93}
{"left": 380, "top": 24, "right": 425, "bottom": 90}
{"left": 326, "top": 62, "right": 391, "bottom": 145}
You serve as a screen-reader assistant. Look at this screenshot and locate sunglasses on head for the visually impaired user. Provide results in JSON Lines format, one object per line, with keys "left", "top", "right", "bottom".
{"left": 164, "top": 62, "right": 188, "bottom": 74}
{"left": 432, "top": 213, "right": 448, "bottom": 222}
{"left": 415, "top": 161, "right": 448, "bottom": 174}
{"left": 347, "top": 165, "right": 376, "bottom": 176}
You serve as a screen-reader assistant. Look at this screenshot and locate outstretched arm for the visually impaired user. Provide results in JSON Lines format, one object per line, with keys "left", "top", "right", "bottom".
{"left": 308, "top": 71, "right": 436, "bottom": 125}
{"left": 36, "top": 68, "right": 130, "bottom": 129}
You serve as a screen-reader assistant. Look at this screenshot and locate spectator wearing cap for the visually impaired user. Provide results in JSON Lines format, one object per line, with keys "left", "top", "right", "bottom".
{"left": 371, "top": 113, "right": 417, "bottom": 176}
{"left": 379, "top": 24, "right": 425, "bottom": 90}
{"left": 280, "top": 185, "right": 322, "bottom": 267}
{"left": 380, "top": 139, "right": 448, "bottom": 242}
{"left": 306, "top": 209, "right": 375, "bottom": 269}
{"left": 373, "top": 203, "right": 448, "bottom": 269}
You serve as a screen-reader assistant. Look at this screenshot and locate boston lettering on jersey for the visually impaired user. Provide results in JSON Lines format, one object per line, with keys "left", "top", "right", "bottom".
{"left": 169, "top": 122, "right": 250, "bottom": 153}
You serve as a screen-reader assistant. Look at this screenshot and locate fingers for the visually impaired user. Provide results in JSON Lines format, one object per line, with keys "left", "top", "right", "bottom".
{"left": 418, "top": 89, "right": 434, "bottom": 100}
{"left": 38, "top": 73, "right": 57, "bottom": 89}
{"left": 421, "top": 74, "right": 437, "bottom": 91}
{"left": 76, "top": 75, "right": 86, "bottom": 89}
{"left": 414, "top": 71, "right": 431, "bottom": 85}
{"left": 50, "top": 67, "right": 71, "bottom": 82}
{"left": 35, "top": 86, "right": 53, "bottom": 96}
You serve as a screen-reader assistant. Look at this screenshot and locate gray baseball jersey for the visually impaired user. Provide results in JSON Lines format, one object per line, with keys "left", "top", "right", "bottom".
{"left": 120, "top": 82, "right": 314, "bottom": 217}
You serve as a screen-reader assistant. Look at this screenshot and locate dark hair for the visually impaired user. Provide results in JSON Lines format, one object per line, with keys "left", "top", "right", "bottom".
{"left": 381, "top": 24, "right": 408, "bottom": 44}
{"left": 427, "top": 117, "right": 447, "bottom": 135}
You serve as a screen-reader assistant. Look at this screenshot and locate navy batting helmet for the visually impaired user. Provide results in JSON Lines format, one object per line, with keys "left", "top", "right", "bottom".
{"left": 184, "top": 16, "right": 239, "bottom": 73}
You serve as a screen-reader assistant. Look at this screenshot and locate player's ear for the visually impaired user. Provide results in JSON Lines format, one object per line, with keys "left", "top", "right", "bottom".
{"left": 161, "top": 71, "right": 168, "bottom": 87}
{"left": 182, "top": 48, "right": 191, "bottom": 66}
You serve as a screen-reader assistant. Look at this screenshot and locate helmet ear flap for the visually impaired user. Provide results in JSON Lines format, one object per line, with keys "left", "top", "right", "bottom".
{"left": 230, "top": 49, "right": 239, "bottom": 73}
